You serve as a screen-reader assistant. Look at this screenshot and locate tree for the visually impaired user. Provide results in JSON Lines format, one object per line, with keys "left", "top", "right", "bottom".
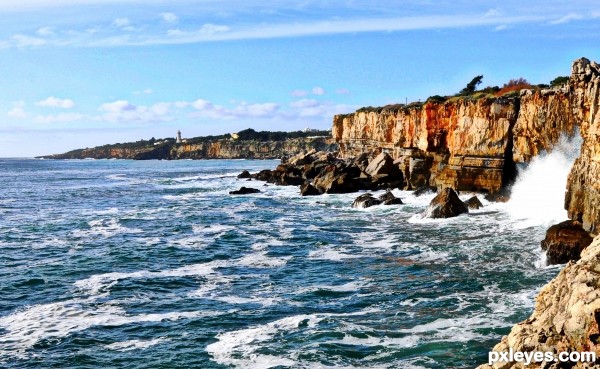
{"left": 550, "top": 76, "right": 569, "bottom": 87}
{"left": 460, "top": 75, "right": 483, "bottom": 95}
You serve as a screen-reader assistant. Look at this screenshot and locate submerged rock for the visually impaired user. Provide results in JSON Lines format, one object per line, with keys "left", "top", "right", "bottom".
{"left": 424, "top": 188, "right": 468, "bottom": 218}
{"left": 464, "top": 196, "right": 483, "bottom": 209}
{"left": 352, "top": 193, "right": 381, "bottom": 208}
{"left": 229, "top": 187, "right": 261, "bottom": 195}
{"left": 541, "top": 220, "right": 593, "bottom": 265}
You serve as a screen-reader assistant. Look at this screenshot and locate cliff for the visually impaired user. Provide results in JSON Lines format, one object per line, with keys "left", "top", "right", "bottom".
{"left": 42, "top": 137, "right": 336, "bottom": 160}
{"left": 565, "top": 58, "right": 600, "bottom": 234}
{"left": 476, "top": 59, "right": 600, "bottom": 368}
{"left": 332, "top": 87, "right": 576, "bottom": 193}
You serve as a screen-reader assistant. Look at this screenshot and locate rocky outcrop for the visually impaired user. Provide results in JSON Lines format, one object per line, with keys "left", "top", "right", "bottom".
{"left": 333, "top": 85, "right": 577, "bottom": 194}
{"left": 352, "top": 193, "right": 382, "bottom": 208}
{"left": 477, "top": 235, "right": 600, "bottom": 369}
{"left": 541, "top": 220, "right": 593, "bottom": 265}
{"left": 566, "top": 58, "right": 600, "bottom": 234}
{"left": 423, "top": 188, "right": 468, "bottom": 218}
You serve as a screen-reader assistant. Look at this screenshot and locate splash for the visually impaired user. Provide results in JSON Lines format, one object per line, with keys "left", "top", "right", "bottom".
{"left": 505, "top": 131, "right": 582, "bottom": 227}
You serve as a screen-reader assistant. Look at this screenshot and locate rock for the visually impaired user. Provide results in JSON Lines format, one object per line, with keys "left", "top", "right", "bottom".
{"left": 413, "top": 186, "right": 435, "bottom": 197}
{"left": 540, "top": 220, "right": 593, "bottom": 265}
{"left": 254, "top": 169, "right": 273, "bottom": 181}
{"left": 287, "top": 149, "right": 316, "bottom": 166}
{"left": 300, "top": 183, "right": 321, "bottom": 196}
{"left": 312, "top": 165, "right": 360, "bottom": 194}
{"left": 378, "top": 189, "right": 403, "bottom": 205}
{"left": 484, "top": 188, "right": 511, "bottom": 203}
{"left": 237, "top": 170, "right": 251, "bottom": 179}
{"left": 364, "top": 152, "right": 395, "bottom": 176}
{"left": 476, "top": 235, "right": 600, "bottom": 369}
{"left": 352, "top": 193, "right": 382, "bottom": 208}
{"left": 229, "top": 187, "right": 261, "bottom": 195}
{"left": 464, "top": 196, "right": 483, "bottom": 209}
{"left": 424, "top": 188, "right": 468, "bottom": 218}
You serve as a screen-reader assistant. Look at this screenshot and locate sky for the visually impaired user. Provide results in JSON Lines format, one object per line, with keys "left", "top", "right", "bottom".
{"left": 1, "top": 1, "right": 599, "bottom": 157}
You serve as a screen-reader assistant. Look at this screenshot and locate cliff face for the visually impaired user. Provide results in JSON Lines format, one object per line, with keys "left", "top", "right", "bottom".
{"left": 44, "top": 137, "right": 336, "bottom": 160}
{"left": 565, "top": 58, "right": 600, "bottom": 234}
{"left": 333, "top": 88, "right": 576, "bottom": 193}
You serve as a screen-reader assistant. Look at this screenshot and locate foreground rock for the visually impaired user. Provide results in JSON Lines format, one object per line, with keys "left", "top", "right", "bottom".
{"left": 237, "top": 170, "right": 251, "bottom": 179}
{"left": 477, "top": 235, "right": 600, "bottom": 369}
{"left": 540, "top": 220, "right": 593, "bottom": 265}
{"left": 464, "top": 196, "right": 483, "bottom": 209}
{"left": 229, "top": 187, "right": 261, "bottom": 195}
{"left": 300, "top": 183, "right": 320, "bottom": 196}
{"left": 424, "top": 188, "right": 468, "bottom": 218}
{"left": 378, "top": 189, "right": 403, "bottom": 205}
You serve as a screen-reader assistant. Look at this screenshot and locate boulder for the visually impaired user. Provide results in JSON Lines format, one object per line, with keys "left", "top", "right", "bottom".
{"left": 254, "top": 169, "right": 273, "bottom": 181}
{"left": 541, "top": 220, "right": 593, "bottom": 265}
{"left": 364, "top": 152, "right": 396, "bottom": 177}
{"left": 464, "top": 196, "right": 483, "bottom": 209}
{"left": 352, "top": 193, "right": 382, "bottom": 208}
{"left": 413, "top": 186, "right": 435, "bottom": 197}
{"left": 237, "top": 170, "right": 251, "bottom": 179}
{"left": 424, "top": 188, "right": 468, "bottom": 218}
{"left": 300, "top": 183, "right": 321, "bottom": 196}
{"left": 229, "top": 187, "right": 261, "bottom": 195}
{"left": 313, "top": 165, "right": 360, "bottom": 194}
{"left": 378, "top": 189, "right": 403, "bottom": 205}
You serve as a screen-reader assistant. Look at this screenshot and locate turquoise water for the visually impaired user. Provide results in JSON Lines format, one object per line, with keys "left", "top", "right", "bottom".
{"left": 0, "top": 158, "right": 563, "bottom": 368}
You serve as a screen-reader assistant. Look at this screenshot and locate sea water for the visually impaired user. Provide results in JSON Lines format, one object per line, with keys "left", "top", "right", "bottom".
{"left": 0, "top": 141, "right": 579, "bottom": 368}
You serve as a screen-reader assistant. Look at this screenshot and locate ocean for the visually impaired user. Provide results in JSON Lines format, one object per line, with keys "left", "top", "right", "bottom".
{"left": 0, "top": 150, "right": 575, "bottom": 368}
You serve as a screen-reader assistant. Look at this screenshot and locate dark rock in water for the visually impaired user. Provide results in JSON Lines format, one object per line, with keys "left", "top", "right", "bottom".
{"left": 424, "top": 187, "right": 468, "bottom": 218}
{"left": 254, "top": 169, "right": 273, "bottom": 181}
{"left": 229, "top": 187, "right": 261, "bottom": 195}
{"left": 541, "top": 220, "right": 593, "bottom": 265}
{"left": 300, "top": 183, "right": 321, "bottom": 196}
{"left": 378, "top": 189, "right": 403, "bottom": 205}
{"left": 413, "top": 186, "right": 435, "bottom": 197}
{"left": 352, "top": 193, "right": 382, "bottom": 208}
{"left": 464, "top": 196, "right": 483, "bottom": 209}
{"left": 484, "top": 188, "right": 511, "bottom": 203}
{"left": 383, "top": 198, "right": 403, "bottom": 205}
{"left": 237, "top": 170, "right": 251, "bottom": 179}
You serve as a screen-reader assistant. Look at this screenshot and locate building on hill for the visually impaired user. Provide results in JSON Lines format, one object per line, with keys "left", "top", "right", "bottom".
{"left": 176, "top": 130, "right": 182, "bottom": 144}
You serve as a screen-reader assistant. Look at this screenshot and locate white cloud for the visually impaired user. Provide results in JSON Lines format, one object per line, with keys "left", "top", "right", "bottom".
{"left": 550, "top": 13, "right": 584, "bottom": 24}
{"left": 291, "top": 90, "right": 308, "bottom": 97}
{"left": 99, "top": 100, "right": 172, "bottom": 123}
{"left": 160, "top": 12, "right": 178, "bottom": 23}
{"left": 290, "top": 99, "right": 320, "bottom": 108}
{"left": 37, "top": 27, "right": 55, "bottom": 36}
{"left": 112, "top": 17, "right": 130, "bottom": 28}
{"left": 288, "top": 99, "right": 354, "bottom": 118}
{"left": 312, "top": 87, "right": 325, "bottom": 95}
{"left": 231, "top": 102, "right": 279, "bottom": 117}
{"left": 484, "top": 8, "right": 503, "bottom": 18}
{"left": 495, "top": 25, "right": 508, "bottom": 31}
{"left": 11, "top": 34, "right": 46, "bottom": 48}
{"left": 36, "top": 97, "right": 75, "bottom": 109}
{"left": 335, "top": 88, "right": 350, "bottom": 95}
{"left": 134, "top": 88, "right": 153, "bottom": 95}
{"left": 7, "top": 101, "right": 27, "bottom": 119}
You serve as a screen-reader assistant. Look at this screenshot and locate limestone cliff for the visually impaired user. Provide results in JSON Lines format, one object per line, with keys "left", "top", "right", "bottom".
{"left": 42, "top": 137, "right": 336, "bottom": 160}
{"left": 333, "top": 87, "right": 576, "bottom": 193}
{"left": 565, "top": 58, "right": 600, "bottom": 234}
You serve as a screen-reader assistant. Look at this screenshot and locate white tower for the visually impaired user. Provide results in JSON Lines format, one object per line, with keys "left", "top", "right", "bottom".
{"left": 176, "top": 130, "right": 182, "bottom": 144}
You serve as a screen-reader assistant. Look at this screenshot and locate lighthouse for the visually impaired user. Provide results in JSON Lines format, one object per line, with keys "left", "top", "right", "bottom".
{"left": 176, "top": 130, "right": 182, "bottom": 144}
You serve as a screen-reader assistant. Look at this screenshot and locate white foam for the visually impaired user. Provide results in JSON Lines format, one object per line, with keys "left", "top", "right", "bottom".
{"left": 308, "top": 248, "right": 362, "bottom": 261}
{"left": 235, "top": 252, "right": 292, "bottom": 268}
{"left": 71, "top": 218, "right": 143, "bottom": 239}
{"left": 74, "top": 260, "right": 229, "bottom": 296}
{"left": 0, "top": 298, "right": 210, "bottom": 357}
{"left": 105, "top": 337, "right": 168, "bottom": 351}
{"left": 214, "top": 296, "right": 282, "bottom": 307}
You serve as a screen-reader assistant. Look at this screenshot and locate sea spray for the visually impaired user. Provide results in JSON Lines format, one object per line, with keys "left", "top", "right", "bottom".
{"left": 505, "top": 130, "right": 582, "bottom": 227}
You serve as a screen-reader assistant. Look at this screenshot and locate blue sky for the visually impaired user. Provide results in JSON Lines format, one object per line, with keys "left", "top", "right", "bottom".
{"left": 1, "top": 1, "right": 599, "bottom": 157}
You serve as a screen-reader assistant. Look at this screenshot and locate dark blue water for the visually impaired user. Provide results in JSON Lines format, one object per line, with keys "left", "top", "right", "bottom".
{"left": 0, "top": 158, "right": 563, "bottom": 368}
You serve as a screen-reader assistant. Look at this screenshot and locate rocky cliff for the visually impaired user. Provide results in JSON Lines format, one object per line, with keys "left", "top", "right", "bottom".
{"left": 333, "top": 86, "right": 576, "bottom": 193}
{"left": 476, "top": 59, "right": 600, "bottom": 368}
{"left": 566, "top": 58, "right": 600, "bottom": 234}
{"left": 42, "top": 137, "right": 336, "bottom": 160}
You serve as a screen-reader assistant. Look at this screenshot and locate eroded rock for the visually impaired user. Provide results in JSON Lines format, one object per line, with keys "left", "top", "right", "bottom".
{"left": 541, "top": 220, "right": 593, "bottom": 265}
{"left": 229, "top": 187, "right": 261, "bottom": 195}
{"left": 424, "top": 188, "right": 468, "bottom": 218}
